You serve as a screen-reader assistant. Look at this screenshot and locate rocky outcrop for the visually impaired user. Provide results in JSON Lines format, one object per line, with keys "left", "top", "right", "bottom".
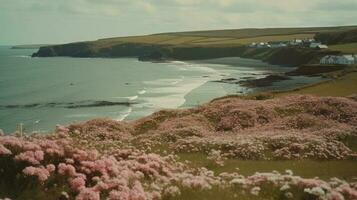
{"left": 32, "top": 42, "right": 94, "bottom": 57}
{"left": 238, "top": 74, "right": 291, "bottom": 87}
{"left": 33, "top": 43, "right": 333, "bottom": 67}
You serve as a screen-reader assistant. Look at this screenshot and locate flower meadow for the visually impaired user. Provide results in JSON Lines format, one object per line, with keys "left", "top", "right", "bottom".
{"left": 0, "top": 95, "right": 356, "bottom": 200}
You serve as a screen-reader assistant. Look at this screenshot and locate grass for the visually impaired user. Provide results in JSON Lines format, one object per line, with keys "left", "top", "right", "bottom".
{"left": 71, "top": 26, "right": 357, "bottom": 51}
{"left": 177, "top": 152, "right": 357, "bottom": 181}
{"left": 168, "top": 26, "right": 357, "bottom": 38}
{"left": 191, "top": 34, "right": 314, "bottom": 46}
{"left": 266, "top": 65, "right": 357, "bottom": 97}
{"left": 277, "top": 71, "right": 357, "bottom": 97}
{"left": 146, "top": 137, "right": 357, "bottom": 183}
{"left": 91, "top": 33, "right": 314, "bottom": 48}
{"left": 329, "top": 42, "right": 357, "bottom": 54}
{"left": 146, "top": 142, "right": 357, "bottom": 200}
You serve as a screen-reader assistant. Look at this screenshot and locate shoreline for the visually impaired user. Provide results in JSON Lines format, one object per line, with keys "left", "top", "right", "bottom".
{"left": 2, "top": 55, "right": 357, "bottom": 200}
{"left": 0, "top": 56, "right": 341, "bottom": 134}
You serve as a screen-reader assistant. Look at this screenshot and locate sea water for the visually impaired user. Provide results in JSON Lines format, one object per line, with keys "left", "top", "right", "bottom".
{"left": 0, "top": 46, "right": 322, "bottom": 133}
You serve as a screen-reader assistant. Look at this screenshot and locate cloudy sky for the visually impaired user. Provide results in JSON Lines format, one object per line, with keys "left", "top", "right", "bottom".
{"left": 1, "top": 0, "right": 356, "bottom": 45}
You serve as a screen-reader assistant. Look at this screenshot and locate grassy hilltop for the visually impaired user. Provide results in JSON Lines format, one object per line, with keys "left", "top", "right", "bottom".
{"left": 72, "top": 26, "right": 356, "bottom": 47}
{"left": 32, "top": 26, "right": 357, "bottom": 63}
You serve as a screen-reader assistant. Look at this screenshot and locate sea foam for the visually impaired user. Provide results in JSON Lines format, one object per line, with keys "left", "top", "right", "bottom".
{"left": 117, "top": 107, "right": 133, "bottom": 121}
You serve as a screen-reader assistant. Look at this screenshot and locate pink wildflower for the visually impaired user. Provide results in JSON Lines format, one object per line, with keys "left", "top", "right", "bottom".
{"left": 23, "top": 166, "right": 50, "bottom": 182}
{"left": 70, "top": 177, "right": 86, "bottom": 191}
{"left": 76, "top": 188, "right": 100, "bottom": 200}
{"left": 56, "top": 124, "right": 69, "bottom": 134}
{"left": 129, "top": 181, "right": 147, "bottom": 200}
{"left": 58, "top": 163, "right": 77, "bottom": 177}
{"left": 0, "top": 144, "right": 12, "bottom": 155}
{"left": 14, "top": 150, "right": 44, "bottom": 165}
{"left": 46, "top": 164, "right": 56, "bottom": 172}
{"left": 164, "top": 186, "right": 181, "bottom": 197}
{"left": 339, "top": 185, "right": 357, "bottom": 199}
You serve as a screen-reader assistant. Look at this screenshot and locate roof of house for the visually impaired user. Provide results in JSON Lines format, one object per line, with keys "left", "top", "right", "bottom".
{"left": 317, "top": 45, "right": 328, "bottom": 48}
{"left": 342, "top": 55, "right": 355, "bottom": 60}
{"left": 321, "top": 55, "right": 357, "bottom": 62}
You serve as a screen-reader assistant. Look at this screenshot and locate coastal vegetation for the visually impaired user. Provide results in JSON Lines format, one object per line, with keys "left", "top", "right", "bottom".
{"left": 1, "top": 95, "right": 357, "bottom": 200}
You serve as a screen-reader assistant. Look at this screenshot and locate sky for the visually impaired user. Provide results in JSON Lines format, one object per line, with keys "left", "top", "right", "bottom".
{"left": 0, "top": 0, "right": 357, "bottom": 45}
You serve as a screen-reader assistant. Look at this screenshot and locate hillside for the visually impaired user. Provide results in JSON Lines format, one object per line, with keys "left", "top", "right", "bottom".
{"left": 315, "top": 28, "right": 357, "bottom": 45}
{"left": 1, "top": 94, "right": 357, "bottom": 200}
{"left": 32, "top": 26, "right": 357, "bottom": 66}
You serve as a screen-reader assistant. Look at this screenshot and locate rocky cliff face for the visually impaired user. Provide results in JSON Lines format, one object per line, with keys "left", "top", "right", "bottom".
{"left": 32, "top": 42, "right": 94, "bottom": 57}
{"left": 32, "top": 42, "right": 246, "bottom": 60}
{"left": 32, "top": 42, "right": 167, "bottom": 58}
{"left": 33, "top": 42, "right": 335, "bottom": 66}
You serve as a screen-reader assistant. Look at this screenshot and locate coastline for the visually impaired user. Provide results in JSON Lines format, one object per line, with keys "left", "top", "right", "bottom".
{"left": 180, "top": 57, "right": 329, "bottom": 108}
{"left": 2, "top": 44, "right": 353, "bottom": 134}
{"left": 0, "top": 53, "right": 339, "bottom": 133}
{"left": 2, "top": 50, "right": 357, "bottom": 200}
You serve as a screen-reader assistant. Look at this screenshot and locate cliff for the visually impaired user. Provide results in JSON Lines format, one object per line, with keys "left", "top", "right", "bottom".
{"left": 32, "top": 26, "right": 357, "bottom": 66}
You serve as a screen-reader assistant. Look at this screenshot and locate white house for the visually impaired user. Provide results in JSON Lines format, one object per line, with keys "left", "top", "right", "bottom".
{"left": 270, "top": 42, "right": 287, "bottom": 48}
{"left": 320, "top": 55, "right": 356, "bottom": 65}
{"left": 305, "top": 38, "right": 316, "bottom": 43}
{"left": 248, "top": 42, "right": 271, "bottom": 48}
{"left": 290, "top": 39, "right": 303, "bottom": 46}
{"left": 317, "top": 44, "right": 328, "bottom": 49}
{"left": 249, "top": 42, "right": 257, "bottom": 48}
{"left": 340, "top": 55, "right": 355, "bottom": 65}
{"left": 320, "top": 56, "right": 335, "bottom": 64}
{"left": 310, "top": 42, "right": 322, "bottom": 48}
{"left": 257, "top": 42, "right": 271, "bottom": 48}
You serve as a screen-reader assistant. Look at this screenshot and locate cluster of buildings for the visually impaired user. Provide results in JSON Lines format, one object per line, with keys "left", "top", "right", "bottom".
{"left": 247, "top": 38, "right": 356, "bottom": 66}
{"left": 248, "top": 39, "right": 328, "bottom": 49}
{"left": 320, "top": 55, "right": 357, "bottom": 65}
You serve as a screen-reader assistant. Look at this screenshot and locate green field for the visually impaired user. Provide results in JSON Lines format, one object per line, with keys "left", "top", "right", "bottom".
{"left": 86, "top": 26, "right": 357, "bottom": 49}
{"left": 274, "top": 65, "right": 357, "bottom": 97}
{"left": 92, "top": 33, "right": 313, "bottom": 49}
{"left": 329, "top": 42, "right": 357, "bottom": 54}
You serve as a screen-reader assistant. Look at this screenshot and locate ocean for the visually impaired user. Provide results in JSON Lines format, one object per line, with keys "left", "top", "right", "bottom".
{"left": 0, "top": 46, "right": 322, "bottom": 133}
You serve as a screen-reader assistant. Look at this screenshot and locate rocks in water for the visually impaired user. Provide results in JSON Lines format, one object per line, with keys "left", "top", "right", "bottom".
{"left": 212, "top": 74, "right": 291, "bottom": 88}
{"left": 239, "top": 74, "right": 291, "bottom": 87}
{"left": 212, "top": 78, "right": 239, "bottom": 84}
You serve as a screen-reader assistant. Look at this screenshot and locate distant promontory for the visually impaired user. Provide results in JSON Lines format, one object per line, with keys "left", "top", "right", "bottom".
{"left": 32, "top": 26, "right": 357, "bottom": 66}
